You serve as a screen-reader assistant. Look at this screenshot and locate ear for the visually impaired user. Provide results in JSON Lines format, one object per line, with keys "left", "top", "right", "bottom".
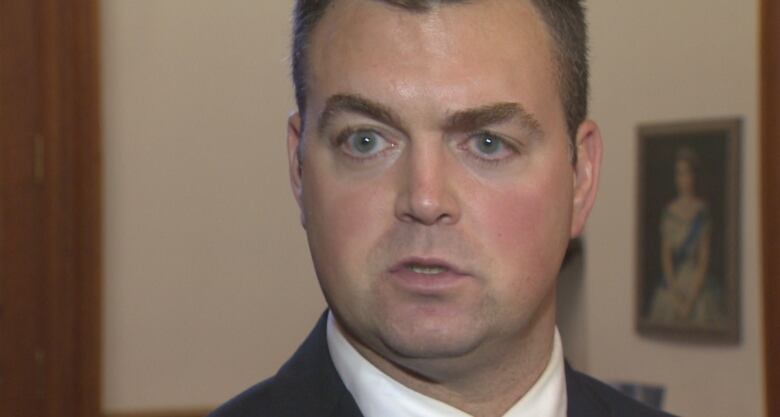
{"left": 287, "top": 112, "right": 306, "bottom": 228}
{"left": 570, "top": 119, "right": 603, "bottom": 238}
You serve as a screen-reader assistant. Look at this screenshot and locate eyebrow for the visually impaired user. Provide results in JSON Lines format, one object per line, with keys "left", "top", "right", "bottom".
{"left": 445, "top": 102, "right": 543, "bottom": 138}
{"left": 317, "top": 93, "right": 543, "bottom": 139}
{"left": 318, "top": 94, "right": 409, "bottom": 135}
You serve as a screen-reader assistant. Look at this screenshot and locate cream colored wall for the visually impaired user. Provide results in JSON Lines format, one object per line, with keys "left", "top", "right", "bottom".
{"left": 101, "top": 0, "right": 765, "bottom": 415}
{"left": 101, "top": 0, "right": 325, "bottom": 412}
{"left": 585, "top": 1, "right": 764, "bottom": 417}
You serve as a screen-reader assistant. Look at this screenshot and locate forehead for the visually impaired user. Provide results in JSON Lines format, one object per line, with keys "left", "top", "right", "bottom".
{"left": 305, "top": 0, "right": 560, "bottom": 127}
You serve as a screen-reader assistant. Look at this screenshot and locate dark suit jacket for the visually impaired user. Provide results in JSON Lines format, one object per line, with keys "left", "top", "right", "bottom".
{"left": 209, "top": 313, "right": 676, "bottom": 417}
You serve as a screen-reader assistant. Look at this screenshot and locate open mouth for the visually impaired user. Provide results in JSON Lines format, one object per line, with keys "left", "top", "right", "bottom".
{"left": 389, "top": 258, "right": 468, "bottom": 293}
{"left": 405, "top": 264, "right": 448, "bottom": 275}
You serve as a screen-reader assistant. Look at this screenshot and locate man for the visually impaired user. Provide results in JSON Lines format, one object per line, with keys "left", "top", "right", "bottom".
{"left": 211, "top": 0, "right": 674, "bottom": 416}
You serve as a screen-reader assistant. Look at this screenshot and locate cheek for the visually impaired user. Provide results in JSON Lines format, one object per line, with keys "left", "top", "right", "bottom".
{"left": 473, "top": 173, "right": 573, "bottom": 293}
{"left": 488, "top": 191, "right": 567, "bottom": 261}
{"left": 303, "top": 172, "right": 391, "bottom": 273}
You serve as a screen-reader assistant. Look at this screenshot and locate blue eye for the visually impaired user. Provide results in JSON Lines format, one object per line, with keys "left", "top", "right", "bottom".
{"left": 474, "top": 134, "right": 502, "bottom": 155}
{"left": 350, "top": 130, "right": 381, "bottom": 154}
{"left": 338, "top": 129, "right": 394, "bottom": 159}
{"left": 465, "top": 132, "right": 515, "bottom": 161}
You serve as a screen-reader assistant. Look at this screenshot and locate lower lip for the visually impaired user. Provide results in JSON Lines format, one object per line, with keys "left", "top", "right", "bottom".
{"left": 388, "top": 268, "right": 469, "bottom": 294}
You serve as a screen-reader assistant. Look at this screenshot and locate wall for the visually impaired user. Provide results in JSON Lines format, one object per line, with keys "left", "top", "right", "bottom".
{"left": 101, "top": 0, "right": 765, "bottom": 416}
{"left": 101, "top": 1, "right": 324, "bottom": 412}
{"left": 585, "top": 1, "right": 764, "bottom": 416}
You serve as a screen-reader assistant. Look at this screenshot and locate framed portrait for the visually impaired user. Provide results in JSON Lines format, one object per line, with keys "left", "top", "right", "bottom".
{"left": 636, "top": 118, "right": 741, "bottom": 343}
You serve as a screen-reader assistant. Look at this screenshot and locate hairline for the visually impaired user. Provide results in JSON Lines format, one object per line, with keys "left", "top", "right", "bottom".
{"left": 293, "top": 0, "right": 584, "bottom": 162}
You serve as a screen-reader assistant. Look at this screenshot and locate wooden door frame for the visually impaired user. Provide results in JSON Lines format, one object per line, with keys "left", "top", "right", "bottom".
{"left": 761, "top": 1, "right": 779, "bottom": 416}
{"left": 40, "top": 0, "right": 102, "bottom": 416}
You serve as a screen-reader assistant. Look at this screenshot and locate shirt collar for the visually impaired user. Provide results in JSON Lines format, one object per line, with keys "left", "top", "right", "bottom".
{"left": 327, "top": 312, "right": 567, "bottom": 417}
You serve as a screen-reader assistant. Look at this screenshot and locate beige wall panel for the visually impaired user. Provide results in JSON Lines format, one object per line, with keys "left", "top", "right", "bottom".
{"left": 587, "top": 1, "right": 763, "bottom": 416}
{"left": 101, "top": 0, "right": 324, "bottom": 412}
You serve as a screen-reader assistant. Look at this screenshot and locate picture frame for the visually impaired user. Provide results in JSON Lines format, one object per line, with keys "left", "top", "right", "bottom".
{"left": 636, "top": 118, "right": 741, "bottom": 343}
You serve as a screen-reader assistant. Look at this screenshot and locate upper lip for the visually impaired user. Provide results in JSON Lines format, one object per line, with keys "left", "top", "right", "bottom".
{"left": 389, "top": 257, "right": 468, "bottom": 275}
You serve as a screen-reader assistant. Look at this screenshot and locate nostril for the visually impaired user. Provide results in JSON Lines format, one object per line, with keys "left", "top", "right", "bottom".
{"left": 396, "top": 194, "right": 459, "bottom": 226}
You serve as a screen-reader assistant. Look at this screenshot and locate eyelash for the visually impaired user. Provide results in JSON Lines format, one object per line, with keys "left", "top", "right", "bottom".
{"left": 330, "top": 127, "right": 519, "bottom": 167}
{"left": 332, "top": 127, "right": 397, "bottom": 163}
{"left": 458, "top": 130, "right": 520, "bottom": 166}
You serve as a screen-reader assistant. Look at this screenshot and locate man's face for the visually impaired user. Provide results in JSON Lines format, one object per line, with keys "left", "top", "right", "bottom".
{"left": 288, "top": 0, "right": 600, "bottom": 375}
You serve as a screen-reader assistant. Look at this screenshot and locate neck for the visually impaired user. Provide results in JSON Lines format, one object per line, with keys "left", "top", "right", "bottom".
{"left": 341, "top": 302, "right": 557, "bottom": 416}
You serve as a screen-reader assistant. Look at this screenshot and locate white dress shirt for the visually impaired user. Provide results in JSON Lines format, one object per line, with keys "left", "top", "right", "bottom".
{"left": 327, "top": 313, "right": 567, "bottom": 417}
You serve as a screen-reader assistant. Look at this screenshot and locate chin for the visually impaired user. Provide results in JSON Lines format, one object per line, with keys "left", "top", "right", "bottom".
{"left": 378, "top": 316, "right": 486, "bottom": 360}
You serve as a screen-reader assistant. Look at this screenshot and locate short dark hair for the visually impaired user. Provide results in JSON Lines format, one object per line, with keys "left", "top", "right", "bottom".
{"left": 291, "top": 0, "right": 589, "bottom": 153}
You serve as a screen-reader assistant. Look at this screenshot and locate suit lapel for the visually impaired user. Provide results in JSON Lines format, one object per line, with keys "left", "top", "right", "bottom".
{"left": 565, "top": 363, "right": 612, "bottom": 417}
{"left": 272, "top": 311, "right": 363, "bottom": 417}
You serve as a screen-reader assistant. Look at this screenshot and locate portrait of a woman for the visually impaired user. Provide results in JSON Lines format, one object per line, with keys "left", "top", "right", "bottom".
{"left": 649, "top": 147, "right": 722, "bottom": 325}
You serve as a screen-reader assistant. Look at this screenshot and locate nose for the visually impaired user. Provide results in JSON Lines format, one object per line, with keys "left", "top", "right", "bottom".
{"left": 394, "top": 142, "right": 461, "bottom": 226}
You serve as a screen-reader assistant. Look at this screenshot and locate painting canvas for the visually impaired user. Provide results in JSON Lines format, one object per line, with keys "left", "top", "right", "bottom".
{"left": 636, "top": 118, "right": 741, "bottom": 343}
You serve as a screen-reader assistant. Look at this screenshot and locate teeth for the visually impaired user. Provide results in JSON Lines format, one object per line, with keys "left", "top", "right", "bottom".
{"left": 407, "top": 265, "right": 447, "bottom": 275}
